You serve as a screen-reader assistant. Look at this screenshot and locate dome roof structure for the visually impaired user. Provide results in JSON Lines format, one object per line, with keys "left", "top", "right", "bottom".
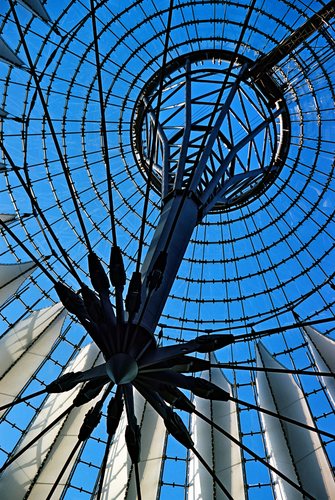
{"left": 0, "top": 1, "right": 335, "bottom": 499}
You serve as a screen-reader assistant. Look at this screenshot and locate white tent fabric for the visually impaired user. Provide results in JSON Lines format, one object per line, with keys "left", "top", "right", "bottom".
{"left": 0, "top": 303, "right": 67, "bottom": 416}
{"left": 17, "top": 0, "right": 50, "bottom": 22}
{"left": 0, "top": 214, "right": 16, "bottom": 224}
{"left": 256, "top": 342, "right": 335, "bottom": 500}
{"left": 0, "top": 342, "right": 100, "bottom": 499}
{"left": 188, "top": 357, "right": 245, "bottom": 500}
{"left": 100, "top": 388, "right": 166, "bottom": 499}
{"left": 0, "top": 37, "right": 24, "bottom": 67}
{"left": 27, "top": 351, "right": 105, "bottom": 499}
{"left": 302, "top": 325, "right": 335, "bottom": 407}
{"left": 0, "top": 261, "right": 36, "bottom": 308}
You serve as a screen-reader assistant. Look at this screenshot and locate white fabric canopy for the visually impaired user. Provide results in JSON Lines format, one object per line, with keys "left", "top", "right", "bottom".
{"left": 0, "top": 37, "right": 24, "bottom": 67}
{"left": 188, "top": 355, "right": 245, "bottom": 500}
{"left": 27, "top": 352, "right": 105, "bottom": 499}
{"left": 0, "top": 342, "right": 100, "bottom": 499}
{"left": 100, "top": 388, "right": 166, "bottom": 499}
{"left": 302, "top": 325, "right": 335, "bottom": 406}
{"left": 256, "top": 342, "right": 335, "bottom": 500}
{"left": 0, "top": 303, "right": 67, "bottom": 416}
{"left": 0, "top": 261, "right": 36, "bottom": 308}
{"left": 0, "top": 214, "right": 16, "bottom": 224}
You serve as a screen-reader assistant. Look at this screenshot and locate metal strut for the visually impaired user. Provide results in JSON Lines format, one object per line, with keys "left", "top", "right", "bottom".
{"left": 249, "top": 0, "right": 335, "bottom": 79}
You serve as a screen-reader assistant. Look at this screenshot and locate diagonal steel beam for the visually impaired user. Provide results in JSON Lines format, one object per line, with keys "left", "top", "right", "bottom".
{"left": 188, "top": 65, "right": 246, "bottom": 193}
{"left": 249, "top": 0, "right": 335, "bottom": 79}
{"left": 200, "top": 108, "right": 283, "bottom": 207}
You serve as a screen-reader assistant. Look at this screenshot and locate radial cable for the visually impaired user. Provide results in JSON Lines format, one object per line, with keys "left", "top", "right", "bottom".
{"left": 0, "top": 220, "right": 55, "bottom": 284}
{"left": 231, "top": 396, "right": 335, "bottom": 441}
{"left": 210, "top": 363, "right": 335, "bottom": 378}
{"left": 136, "top": 0, "right": 174, "bottom": 272}
{"left": 0, "top": 389, "right": 47, "bottom": 412}
{"left": 45, "top": 440, "right": 81, "bottom": 500}
{"left": 9, "top": 0, "right": 93, "bottom": 253}
{"left": 90, "top": 0, "right": 118, "bottom": 246}
{"left": 191, "top": 445, "right": 233, "bottom": 500}
{"left": 0, "top": 139, "right": 83, "bottom": 285}
{"left": 96, "top": 434, "right": 112, "bottom": 499}
{"left": 194, "top": 409, "right": 315, "bottom": 500}
{"left": 0, "top": 405, "right": 74, "bottom": 473}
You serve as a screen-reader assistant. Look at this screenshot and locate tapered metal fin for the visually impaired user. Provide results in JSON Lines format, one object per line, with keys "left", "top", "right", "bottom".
{"left": 78, "top": 403, "right": 103, "bottom": 441}
{"left": 125, "top": 423, "right": 141, "bottom": 463}
{"left": 140, "top": 335, "right": 233, "bottom": 368}
{"left": 125, "top": 271, "right": 142, "bottom": 314}
{"left": 106, "top": 393, "right": 124, "bottom": 436}
{"left": 88, "top": 252, "right": 110, "bottom": 294}
{"left": 159, "top": 385, "right": 195, "bottom": 413}
{"left": 109, "top": 245, "right": 126, "bottom": 288}
{"left": 46, "top": 372, "right": 84, "bottom": 393}
{"left": 55, "top": 281, "right": 88, "bottom": 318}
{"left": 165, "top": 408, "right": 193, "bottom": 448}
{"left": 81, "top": 285, "right": 103, "bottom": 323}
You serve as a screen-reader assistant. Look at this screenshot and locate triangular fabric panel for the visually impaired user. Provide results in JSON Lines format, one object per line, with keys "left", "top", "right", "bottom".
{"left": 302, "top": 325, "right": 335, "bottom": 406}
{"left": 125, "top": 390, "right": 166, "bottom": 499}
{"left": 0, "top": 37, "right": 24, "bottom": 67}
{"left": 256, "top": 342, "right": 335, "bottom": 499}
{"left": 0, "top": 214, "right": 16, "bottom": 224}
{"left": 0, "top": 303, "right": 67, "bottom": 416}
{"left": 27, "top": 352, "right": 105, "bottom": 498}
{"left": 0, "top": 342, "right": 100, "bottom": 499}
{"left": 0, "top": 107, "right": 8, "bottom": 118}
{"left": 100, "top": 394, "right": 129, "bottom": 498}
{"left": 188, "top": 355, "right": 245, "bottom": 500}
{"left": 100, "top": 388, "right": 166, "bottom": 499}
{"left": 17, "top": 0, "right": 50, "bottom": 22}
{"left": 0, "top": 261, "right": 36, "bottom": 308}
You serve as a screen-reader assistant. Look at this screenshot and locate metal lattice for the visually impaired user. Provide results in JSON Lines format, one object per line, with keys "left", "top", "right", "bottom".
{"left": 0, "top": 1, "right": 335, "bottom": 499}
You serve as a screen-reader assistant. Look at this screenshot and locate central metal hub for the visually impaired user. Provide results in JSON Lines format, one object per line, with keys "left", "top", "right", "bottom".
{"left": 106, "top": 353, "right": 139, "bottom": 384}
{"left": 132, "top": 50, "right": 290, "bottom": 212}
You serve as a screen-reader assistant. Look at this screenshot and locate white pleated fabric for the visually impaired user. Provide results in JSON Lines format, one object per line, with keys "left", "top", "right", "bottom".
{"left": 256, "top": 342, "right": 335, "bottom": 500}
{"left": 0, "top": 214, "right": 16, "bottom": 224}
{"left": 100, "top": 388, "right": 166, "bottom": 499}
{"left": 0, "top": 37, "right": 24, "bottom": 67}
{"left": 0, "top": 303, "right": 66, "bottom": 416}
{"left": 0, "top": 261, "right": 36, "bottom": 308}
{"left": 0, "top": 342, "right": 100, "bottom": 500}
{"left": 188, "top": 356, "right": 245, "bottom": 500}
{"left": 27, "top": 351, "right": 105, "bottom": 499}
{"left": 302, "top": 325, "right": 335, "bottom": 406}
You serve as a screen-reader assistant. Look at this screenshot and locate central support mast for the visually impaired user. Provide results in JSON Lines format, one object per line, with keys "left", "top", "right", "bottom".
{"left": 131, "top": 0, "right": 335, "bottom": 335}
{"left": 131, "top": 51, "right": 290, "bottom": 334}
